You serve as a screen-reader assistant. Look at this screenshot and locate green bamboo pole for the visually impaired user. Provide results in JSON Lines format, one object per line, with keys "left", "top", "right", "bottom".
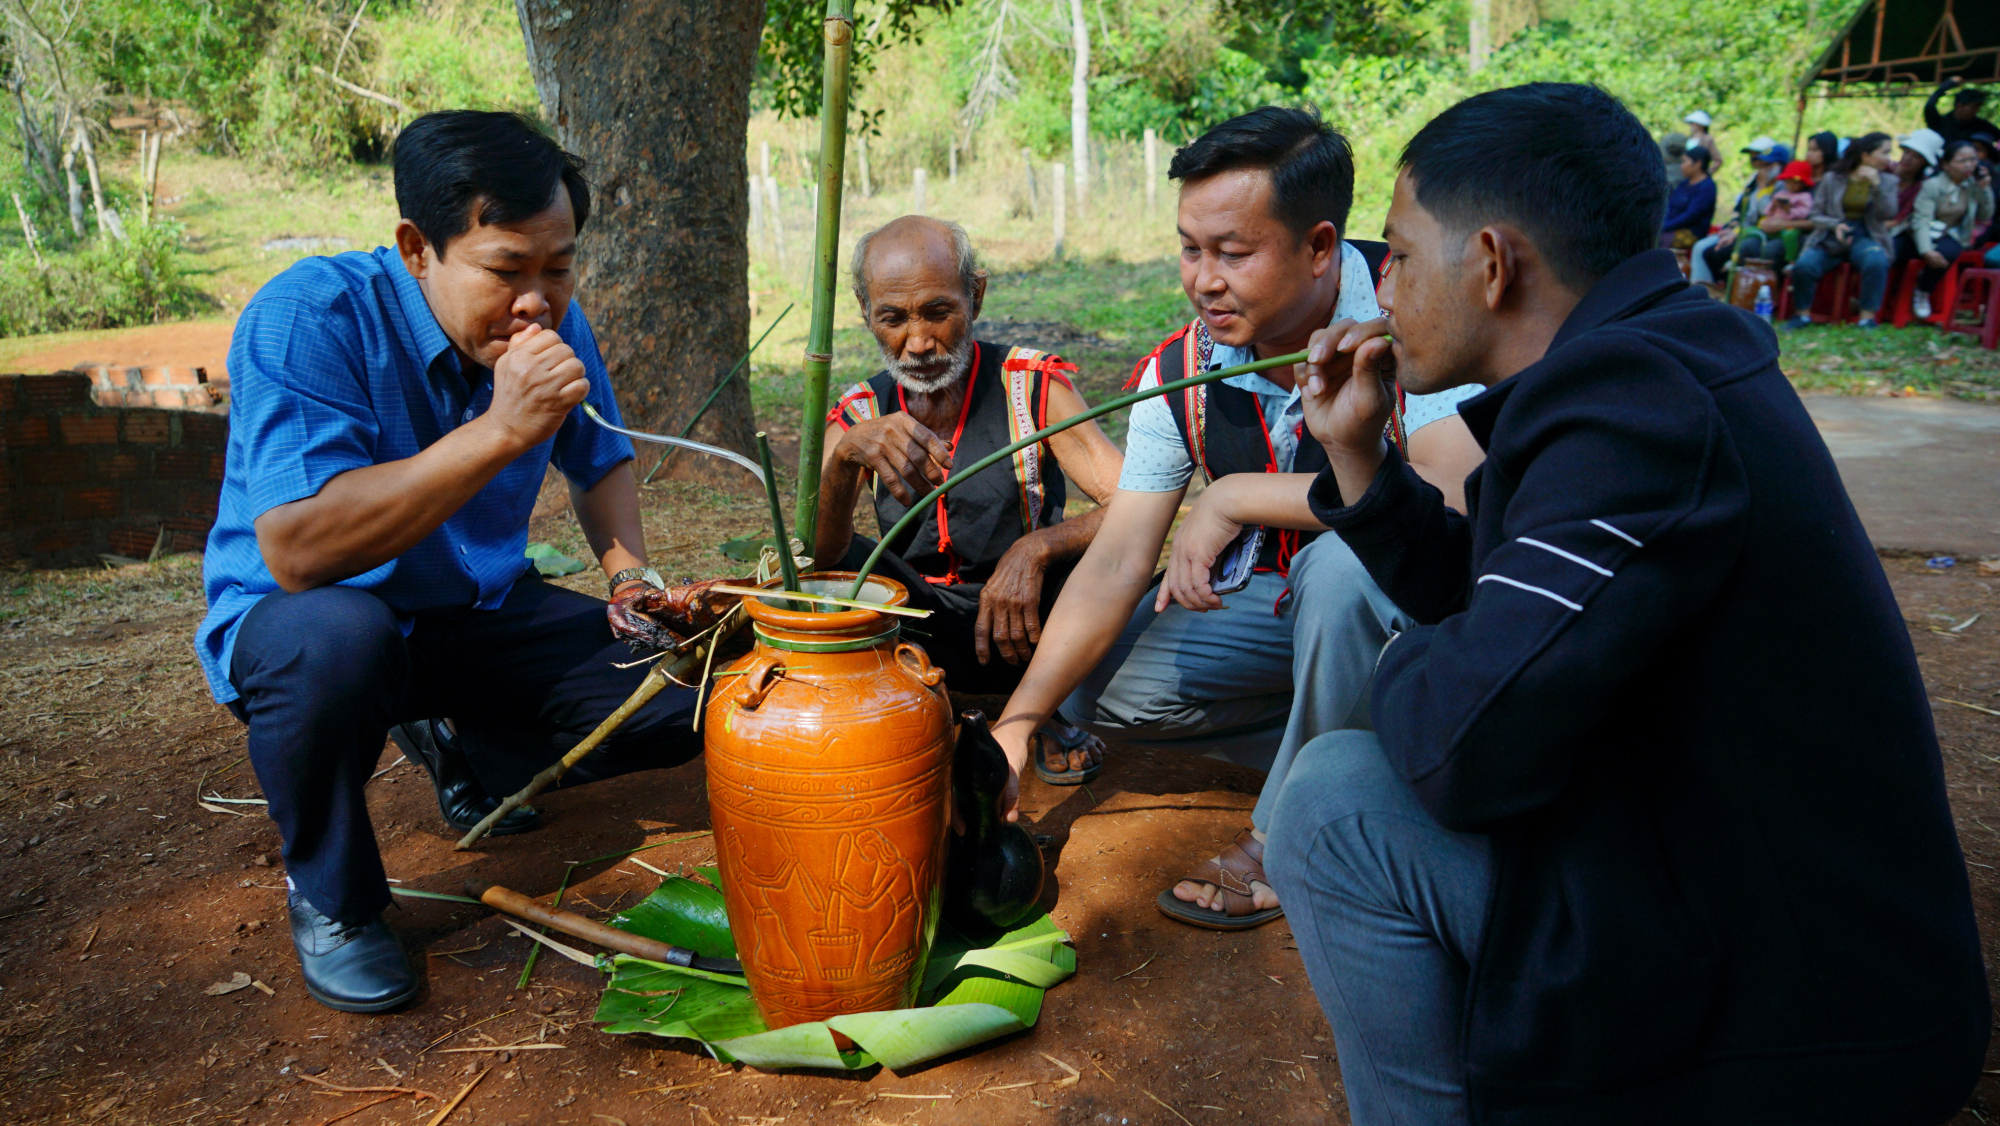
{"left": 846, "top": 349, "right": 1318, "bottom": 600}
{"left": 792, "top": 0, "right": 857, "bottom": 551}
{"left": 757, "top": 432, "right": 802, "bottom": 592}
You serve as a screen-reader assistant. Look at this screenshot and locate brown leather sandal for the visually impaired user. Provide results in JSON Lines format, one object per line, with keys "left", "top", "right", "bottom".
{"left": 1154, "top": 829, "right": 1284, "bottom": 930}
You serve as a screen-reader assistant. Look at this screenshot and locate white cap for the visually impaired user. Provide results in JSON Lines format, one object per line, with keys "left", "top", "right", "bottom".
{"left": 1899, "top": 128, "right": 1946, "bottom": 166}
{"left": 1740, "top": 135, "right": 1780, "bottom": 155}
{"left": 1683, "top": 110, "right": 1713, "bottom": 127}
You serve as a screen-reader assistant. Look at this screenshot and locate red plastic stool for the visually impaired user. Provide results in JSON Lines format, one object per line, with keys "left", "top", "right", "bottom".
{"left": 1946, "top": 268, "right": 2000, "bottom": 350}
{"left": 1809, "top": 263, "right": 1860, "bottom": 325}
{"left": 1895, "top": 250, "right": 1989, "bottom": 328}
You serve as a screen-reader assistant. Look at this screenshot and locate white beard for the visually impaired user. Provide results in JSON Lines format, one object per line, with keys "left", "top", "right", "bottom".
{"left": 882, "top": 336, "right": 975, "bottom": 395}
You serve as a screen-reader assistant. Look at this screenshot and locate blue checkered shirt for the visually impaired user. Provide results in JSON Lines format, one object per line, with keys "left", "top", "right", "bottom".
{"left": 195, "top": 246, "right": 637, "bottom": 704}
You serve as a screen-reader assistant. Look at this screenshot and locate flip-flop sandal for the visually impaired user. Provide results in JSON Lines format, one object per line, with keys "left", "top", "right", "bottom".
{"left": 1030, "top": 725, "right": 1103, "bottom": 786}
{"left": 1155, "top": 829, "right": 1284, "bottom": 931}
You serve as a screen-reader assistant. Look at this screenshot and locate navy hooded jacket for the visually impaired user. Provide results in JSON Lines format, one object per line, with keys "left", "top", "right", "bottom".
{"left": 1308, "top": 249, "right": 1987, "bottom": 1124}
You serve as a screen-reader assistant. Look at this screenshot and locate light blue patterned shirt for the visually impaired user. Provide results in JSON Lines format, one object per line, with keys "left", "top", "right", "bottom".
{"left": 1118, "top": 241, "right": 1480, "bottom": 492}
{"left": 194, "top": 246, "right": 636, "bottom": 704}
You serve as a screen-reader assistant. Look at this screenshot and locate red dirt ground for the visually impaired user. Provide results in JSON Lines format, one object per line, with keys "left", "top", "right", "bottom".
{"left": 1, "top": 321, "right": 236, "bottom": 380}
{"left": 3, "top": 552, "right": 1999, "bottom": 1125}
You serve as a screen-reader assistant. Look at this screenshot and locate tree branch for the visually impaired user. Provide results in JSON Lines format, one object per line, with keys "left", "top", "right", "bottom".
{"left": 308, "top": 65, "right": 410, "bottom": 113}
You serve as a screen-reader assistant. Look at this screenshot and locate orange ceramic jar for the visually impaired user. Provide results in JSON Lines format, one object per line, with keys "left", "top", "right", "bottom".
{"left": 703, "top": 572, "right": 954, "bottom": 1029}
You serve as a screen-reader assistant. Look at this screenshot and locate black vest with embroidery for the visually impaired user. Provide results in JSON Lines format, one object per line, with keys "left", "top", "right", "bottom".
{"left": 829, "top": 341, "right": 1073, "bottom": 586}
{"left": 1145, "top": 240, "right": 1392, "bottom": 576}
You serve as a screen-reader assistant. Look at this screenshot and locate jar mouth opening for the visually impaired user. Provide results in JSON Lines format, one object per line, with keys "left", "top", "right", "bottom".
{"left": 742, "top": 571, "right": 908, "bottom": 634}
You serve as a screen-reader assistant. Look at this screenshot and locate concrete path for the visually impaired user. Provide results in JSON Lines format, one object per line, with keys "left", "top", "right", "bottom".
{"left": 1805, "top": 392, "right": 2000, "bottom": 557}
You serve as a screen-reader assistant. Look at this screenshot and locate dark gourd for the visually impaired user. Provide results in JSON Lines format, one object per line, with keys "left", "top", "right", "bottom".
{"left": 945, "top": 710, "right": 1046, "bottom": 932}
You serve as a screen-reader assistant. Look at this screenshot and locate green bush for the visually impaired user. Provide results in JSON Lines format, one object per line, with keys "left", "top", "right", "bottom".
{"left": 0, "top": 224, "right": 210, "bottom": 338}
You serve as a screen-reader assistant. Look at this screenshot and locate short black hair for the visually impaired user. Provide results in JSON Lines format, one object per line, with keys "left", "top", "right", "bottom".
{"left": 1684, "top": 144, "right": 1712, "bottom": 172}
{"left": 1956, "top": 87, "right": 1988, "bottom": 108}
{"left": 1169, "top": 106, "right": 1355, "bottom": 241}
{"left": 1400, "top": 83, "right": 1664, "bottom": 289}
{"left": 392, "top": 111, "right": 591, "bottom": 258}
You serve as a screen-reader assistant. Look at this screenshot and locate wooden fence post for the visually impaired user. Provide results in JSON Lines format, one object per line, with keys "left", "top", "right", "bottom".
{"left": 1022, "top": 147, "right": 1039, "bottom": 217}
{"left": 748, "top": 172, "right": 765, "bottom": 250}
{"left": 1144, "top": 128, "right": 1158, "bottom": 219}
{"left": 948, "top": 143, "right": 958, "bottom": 183}
{"left": 913, "top": 167, "right": 927, "bottom": 215}
{"left": 765, "top": 175, "right": 789, "bottom": 268}
{"left": 1052, "top": 161, "right": 1066, "bottom": 260}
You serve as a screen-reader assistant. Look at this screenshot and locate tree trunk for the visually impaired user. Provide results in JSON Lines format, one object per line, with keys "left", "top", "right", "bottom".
{"left": 513, "top": 0, "right": 765, "bottom": 469}
{"left": 1067, "top": 0, "right": 1088, "bottom": 215}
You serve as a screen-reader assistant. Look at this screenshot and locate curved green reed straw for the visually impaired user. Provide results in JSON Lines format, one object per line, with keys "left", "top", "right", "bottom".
{"left": 845, "top": 348, "right": 1312, "bottom": 600}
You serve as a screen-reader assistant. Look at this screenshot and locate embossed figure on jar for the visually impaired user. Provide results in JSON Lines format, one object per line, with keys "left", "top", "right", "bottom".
{"left": 704, "top": 573, "right": 954, "bottom": 1029}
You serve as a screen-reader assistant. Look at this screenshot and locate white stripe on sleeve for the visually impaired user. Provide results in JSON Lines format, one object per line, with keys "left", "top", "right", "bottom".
{"left": 1477, "top": 573, "right": 1585, "bottom": 612}
{"left": 1591, "top": 519, "right": 1643, "bottom": 547}
{"left": 1517, "top": 537, "right": 1614, "bottom": 576}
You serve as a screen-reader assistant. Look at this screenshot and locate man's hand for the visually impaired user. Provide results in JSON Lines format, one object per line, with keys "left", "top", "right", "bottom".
{"left": 1716, "top": 226, "right": 1739, "bottom": 248}
{"left": 835, "top": 413, "right": 953, "bottom": 505}
{"left": 1925, "top": 250, "right": 1951, "bottom": 270}
{"left": 489, "top": 323, "right": 589, "bottom": 450}
{"left": 993, "top": 722, "right": 1030, "bottom": 824}
{"left": 1158, "top": 483, "right": 1244, "bottom": 613}
{"left": 1855, "top": 164, "right": 1880, "bottom": 185}
{"left": 976, "top": 539, "right": 1049, "bottom": 666}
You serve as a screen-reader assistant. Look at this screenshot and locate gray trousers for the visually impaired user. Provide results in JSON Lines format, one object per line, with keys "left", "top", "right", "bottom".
{"left": 1058, "top": 534, "right": 1412, "bottom": 832}
{"left": 1263, "top": 729, "right": 1493, "bottom": 1125}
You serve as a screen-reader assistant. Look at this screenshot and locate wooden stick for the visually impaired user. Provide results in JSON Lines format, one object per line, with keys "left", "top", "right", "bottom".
{"left": 705, "top": 584, "right": 929, "bottom": 617}
{"left": 422, "top": 1068, "right": 489, "bottom": 1126}
{"left": 455, "top": 609, "right": 746, "bottom": 849}
{"left": 472, "top": 882, "right": 688, "bottom": 964}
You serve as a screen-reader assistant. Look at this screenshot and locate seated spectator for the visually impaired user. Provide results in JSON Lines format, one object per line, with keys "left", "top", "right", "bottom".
{"left": 1782, "top": 131, "right": 1899, "bottom": 330}
{"left": 1758, "top": 159, "right": 1820, "bottom": 263}
{"left": 1691, "top": 144, "right": 1787, "bottom": 289}
{"left": 1895, "top": 140, "right": 1995, "bottom": 319}
{"left": 1926, "top": 79, "right": 1999, "bottom": 147}
{"left": 1662, "top": 144, "right": 1716, "bottom": 249}
{"left": 1272, "top": 81, "right": 1985, "bottom": 1125}
{"left": 1893, "top": 129, "right": 1945, "bottom": 227}
{"left": 1806, "top": 130, "right": 1841, "bottom": 178}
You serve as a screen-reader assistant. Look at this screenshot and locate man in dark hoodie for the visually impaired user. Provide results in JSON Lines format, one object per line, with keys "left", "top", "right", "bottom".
{"left": 1258, "top": 83, "right": 1987, "bottom": 1123}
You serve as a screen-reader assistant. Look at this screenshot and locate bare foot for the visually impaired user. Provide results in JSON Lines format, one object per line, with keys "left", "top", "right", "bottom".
{"left": 1035, "top": 720, "right": 1105, "bottom": 776}
{"left": 1173, "top": 829, "right": 1280, "bottom": 913}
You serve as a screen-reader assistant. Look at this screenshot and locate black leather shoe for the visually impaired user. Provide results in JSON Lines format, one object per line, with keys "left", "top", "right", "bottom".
{"left": 288, "top": 891, "right": 418, "bottom": 1013}
{"left": 388, "top": 719, "right": 541, "bottom": 836}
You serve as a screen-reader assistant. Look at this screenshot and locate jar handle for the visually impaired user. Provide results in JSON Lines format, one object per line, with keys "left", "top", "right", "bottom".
{"left": 737, "top": 654, "right": 786, "bottom": 710}
{"left": 895, "top": 642, "right": 945, "bottom": 687}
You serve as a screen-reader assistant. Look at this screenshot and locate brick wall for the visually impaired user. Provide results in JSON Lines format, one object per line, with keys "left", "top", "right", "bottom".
{"left": 1, "top": 373, "right": 228, "bottom": 567}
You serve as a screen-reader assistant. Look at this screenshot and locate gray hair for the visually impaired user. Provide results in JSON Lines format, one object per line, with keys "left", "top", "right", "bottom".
{"left": 850, "top": 218, "right": 984, "bottom": 310}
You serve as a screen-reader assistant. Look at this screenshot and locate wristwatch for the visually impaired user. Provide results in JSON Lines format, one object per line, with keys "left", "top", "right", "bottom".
{"left": 609, "top": 566, "right": 664, "bottom": 598}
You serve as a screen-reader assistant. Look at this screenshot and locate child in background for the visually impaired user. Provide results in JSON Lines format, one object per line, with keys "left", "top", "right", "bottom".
{"left": 1772, "top": 160, "right": 1816, "bottom": 219}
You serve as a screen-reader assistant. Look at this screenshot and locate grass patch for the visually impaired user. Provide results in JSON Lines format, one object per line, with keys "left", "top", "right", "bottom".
{"left": 1778, "top": 323, "right": 2000, "bottom": 401}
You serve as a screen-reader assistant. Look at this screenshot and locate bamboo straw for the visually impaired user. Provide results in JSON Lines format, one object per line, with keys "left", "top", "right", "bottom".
{"left": 454, "top": 607, "right": 746, "bottom": 850}
{"left": 847, "top": 349, "right": 1320, "bottom": 599}
{"left": 642, "top": 303, "right": 794, "bottom": 484}
{"left": 791, "top": 0, "right": 857, "bottom": 549}
{"left": 704, "top": 584, "right": 929, "bottom": 617}
{"left": 755, "top": 433, "right": 801, "bottom": 592}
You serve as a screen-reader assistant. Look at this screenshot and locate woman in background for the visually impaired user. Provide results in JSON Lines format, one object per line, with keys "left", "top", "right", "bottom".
{"left": 1783, "top": 132, "right": 1899, "bottom": 330}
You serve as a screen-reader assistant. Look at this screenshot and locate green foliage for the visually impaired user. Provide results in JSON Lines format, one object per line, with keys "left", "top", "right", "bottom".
{"left": 759, "top": 0, "right": 964, "bottom": 121}
{"left": 0, "top": 223, "right": 210, "bottom": 337}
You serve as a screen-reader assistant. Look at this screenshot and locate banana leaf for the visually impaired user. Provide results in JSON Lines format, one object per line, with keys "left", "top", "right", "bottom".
{"left": 595, "top": 875, "right": 1073, "bottom": 1072}
{"left": 524, "top": 542, "right": 588, "bottom": 577}
{"left": 606, "top": 875, "right": 735, "bottom": 958}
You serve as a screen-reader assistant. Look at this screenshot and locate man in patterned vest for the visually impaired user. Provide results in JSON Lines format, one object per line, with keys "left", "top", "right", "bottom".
{"left": 988, "top": 107, "right": 1488, "bottom": 931}
{"left": 815, "top": 216, "right": 1126, "bottom": 762}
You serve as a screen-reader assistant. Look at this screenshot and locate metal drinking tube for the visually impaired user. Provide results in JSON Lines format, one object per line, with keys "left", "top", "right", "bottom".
{"left": 792, "top": 0, "right": 857, "bottom": 549}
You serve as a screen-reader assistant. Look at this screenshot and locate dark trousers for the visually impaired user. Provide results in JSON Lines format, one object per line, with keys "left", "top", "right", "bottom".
{"left": 1894, "top": 230, "right": 1966, "bottom": 294}
{"left": 831, "top": 537, "right": 1075, "bottom": 697}
{"left": 228, "top": 574, "right": 700, "bottom": 923}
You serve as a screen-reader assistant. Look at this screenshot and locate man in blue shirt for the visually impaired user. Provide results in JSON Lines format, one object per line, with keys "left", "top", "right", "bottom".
{"left": 198, "top": 111, "right": 699, "bottom": 1013}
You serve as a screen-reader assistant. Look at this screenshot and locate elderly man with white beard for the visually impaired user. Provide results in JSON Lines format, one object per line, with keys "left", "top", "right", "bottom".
{"left": 814, "top": 216, "right": 1124, "bottom": 779}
